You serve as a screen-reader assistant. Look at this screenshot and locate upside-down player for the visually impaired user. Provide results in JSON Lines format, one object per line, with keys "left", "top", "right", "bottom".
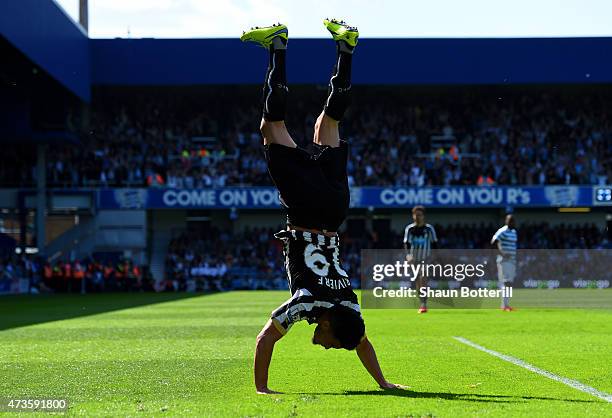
{"left": 241, "top": 19, "right": 405, "bottom": 394}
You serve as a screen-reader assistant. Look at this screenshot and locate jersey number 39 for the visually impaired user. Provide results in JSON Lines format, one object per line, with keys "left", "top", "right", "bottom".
{"left": 304, "top": 244, "right": 348, "bottom": 278}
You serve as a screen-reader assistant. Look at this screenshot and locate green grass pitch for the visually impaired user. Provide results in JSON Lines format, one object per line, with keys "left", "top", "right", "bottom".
{"left": 1, "top": 291, "right": 611, "bottom": 417}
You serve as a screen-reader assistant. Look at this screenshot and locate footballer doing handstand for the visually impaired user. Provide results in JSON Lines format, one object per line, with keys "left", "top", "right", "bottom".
{"left": 241, "top": 20, "right": 405, "bottom": 394}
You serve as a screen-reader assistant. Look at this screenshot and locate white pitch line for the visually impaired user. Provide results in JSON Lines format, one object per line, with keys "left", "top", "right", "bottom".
{"left": 453, "top": 336, "right": 612, "bottom": 403}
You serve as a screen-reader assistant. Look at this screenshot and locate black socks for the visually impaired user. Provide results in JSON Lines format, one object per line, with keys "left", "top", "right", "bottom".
{"left": 262, "top": 37, "right": 288, "bottom": 122}
{"left": 262, "top": 39, "right": 354, "bottom": 123}
{"left": 323, "top": 41, "right": 353, "bottom": 122}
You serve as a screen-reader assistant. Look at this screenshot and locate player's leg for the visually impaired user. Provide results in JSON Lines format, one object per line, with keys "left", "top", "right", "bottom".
{"left": 259, "top": 34, "right": 296, "bottom": 148}
{"left": 241, "top": 24, "right": 296, "bottom": 148}
{"left": 314, "top": 19, "right": 358, "bottom": 148}
{"left": 499, "top": 261, "right": 515, "bottom": 311}
{"left": 416, "top": 275, "right": 428, "bottom": 313}
{"left": 497, "top": 262, "right": 504, "bottom": 308}
{"left": 500, "top": 281, "right": 511, "bottom": 309}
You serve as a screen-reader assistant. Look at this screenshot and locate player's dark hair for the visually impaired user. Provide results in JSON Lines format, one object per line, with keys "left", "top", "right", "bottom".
{"left": 412, "top": 205, "right": 425, "bottom": 215}
{"left": 329, "top": 306, "right": 365, "bottom": 350}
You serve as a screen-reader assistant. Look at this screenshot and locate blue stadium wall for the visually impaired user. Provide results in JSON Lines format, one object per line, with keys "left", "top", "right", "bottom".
{"left": 3, "top": 0, "right": 612, "bottom": 101}
{"left": 91, "top": 37, "right": 612, "bottom": 86}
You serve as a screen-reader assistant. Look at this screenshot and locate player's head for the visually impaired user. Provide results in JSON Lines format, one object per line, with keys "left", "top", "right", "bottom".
{"left": 412, "top": 205, "right": 426, "bottom": 225}
{"left": 505, "top": 214, "right": 516, "bottom": 229}
{"left": 312, "top": 306, "right": 365, "bottom": 350}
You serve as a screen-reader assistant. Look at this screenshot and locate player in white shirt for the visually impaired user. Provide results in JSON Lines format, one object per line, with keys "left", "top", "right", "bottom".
{"left": 491, "top": 214, "right": 517, "bottom": 311}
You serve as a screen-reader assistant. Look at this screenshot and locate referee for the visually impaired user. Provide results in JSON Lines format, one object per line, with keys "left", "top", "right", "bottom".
{"left": 491, "top": 214, "right": 517, "bottom": 311}
{"left": 403, "top": 205, "right": 438, "bottom": 313}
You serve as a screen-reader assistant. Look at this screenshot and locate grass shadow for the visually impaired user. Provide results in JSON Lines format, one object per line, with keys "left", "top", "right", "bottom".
{"left": 0, "top": 292, "right": 210, "bottom": 331}
{"left": 291, "top": 389, "right": 599, "bottom": 404}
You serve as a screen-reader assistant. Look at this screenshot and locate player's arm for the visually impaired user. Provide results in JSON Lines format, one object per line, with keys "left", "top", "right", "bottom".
{"left": 430, "top": 225, "right": 438, "bottom": 250}
{"left": 495, "top": 240, "right": 505, "bottom": 255}
{"left": 429, "top": 225, "right": 439, "bottom": 262}
{"left": 254, "top": 292, "right": 313, "bottom": 393}
{"left": 403, "top": 226, "right": 413, "bottom": 261}
{"left": 356, "top": 335, "right": 406, "bottom": 390}
{"left": 491, "top": 230, "right": 504, "bottom": 255}
{"left": 254, "top": 319, "right": 284, "bottom": 394}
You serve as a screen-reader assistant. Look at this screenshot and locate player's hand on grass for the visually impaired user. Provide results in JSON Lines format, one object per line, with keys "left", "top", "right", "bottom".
{"left": 256, "top": 387, "right": 282, "bottom": 395}
{"left": 379, "top": 381, "right": 409, "bottom": 390}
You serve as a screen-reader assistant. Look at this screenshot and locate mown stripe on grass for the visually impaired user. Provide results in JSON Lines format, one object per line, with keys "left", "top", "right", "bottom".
{"left": 453, "top": 336, "right": 612, "bottom": 403}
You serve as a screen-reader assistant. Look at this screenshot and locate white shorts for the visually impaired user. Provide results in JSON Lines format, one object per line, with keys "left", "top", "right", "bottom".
{"left": 497, "top": 260, "right": 516, "bottom": 283}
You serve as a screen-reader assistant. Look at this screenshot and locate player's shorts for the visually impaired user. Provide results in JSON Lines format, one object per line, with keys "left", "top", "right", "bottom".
{"left": 406, "top": 255, "right": 430, "bottom": 284}
{"left": 265, "top": 141, "right": 350, "bottom": 232}
{"left": 497, "top": 260, "right": 517, "bottom": 283}
{"left": 273, "top": 229, "right": 357, "bottom": 303}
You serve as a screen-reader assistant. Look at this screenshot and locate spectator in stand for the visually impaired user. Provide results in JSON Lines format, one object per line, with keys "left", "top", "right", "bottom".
{"left": 103, "top": 261, "right": 115, "bottom": 290}
{"left": 2, "top": 88, "right": 611, "bottom": 188}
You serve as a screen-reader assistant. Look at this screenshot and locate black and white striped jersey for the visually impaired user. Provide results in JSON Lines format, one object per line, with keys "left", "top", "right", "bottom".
{"left": 271, "top": 229, "right": 360, "bottom": 335}
{"left": 271, "top": 287, "right": 360, "bottom": 335}
{"left": 403, "top": 223, "right": 438, "bottom": 262}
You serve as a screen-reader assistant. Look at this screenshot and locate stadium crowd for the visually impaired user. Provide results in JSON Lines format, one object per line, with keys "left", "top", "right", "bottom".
{"left": 164, "top": 226, "right": 286, "bottom": 291}
{"left": 0, "top": 254, "right": 151, "bottom": 294}
{"left": 2, "top": 88, "right": 611, "bottom": 188}
{"left": 1, "top": 222, "right": 608, "bottom": 293}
